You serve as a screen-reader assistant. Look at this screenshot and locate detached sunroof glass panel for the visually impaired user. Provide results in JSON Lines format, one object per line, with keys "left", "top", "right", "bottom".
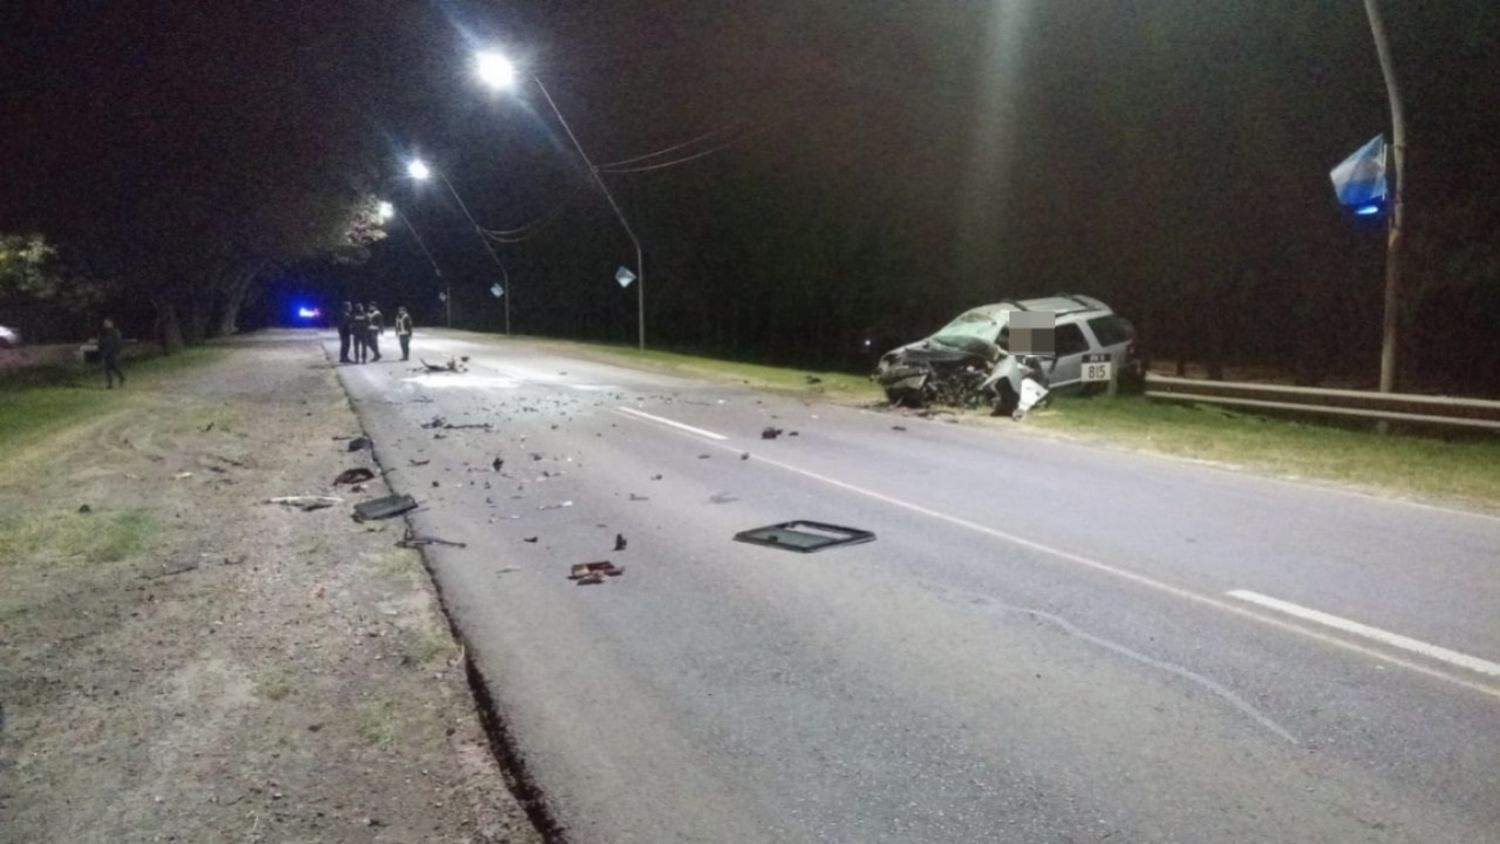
{"left": 734, "top": 521, "right": 875, "bottom": 553}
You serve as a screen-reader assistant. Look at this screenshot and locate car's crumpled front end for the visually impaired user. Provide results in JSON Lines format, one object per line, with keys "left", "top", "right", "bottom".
{"left": 875, "top": 335, "right": 1003, "bottom": 408}
{"left": 876, "top": 334, "right": 1052, "bottom": 418}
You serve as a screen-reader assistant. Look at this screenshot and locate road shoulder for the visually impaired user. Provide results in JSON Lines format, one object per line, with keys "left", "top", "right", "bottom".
{"left": 0, "top": 332, "right": 541, "bottom": 843}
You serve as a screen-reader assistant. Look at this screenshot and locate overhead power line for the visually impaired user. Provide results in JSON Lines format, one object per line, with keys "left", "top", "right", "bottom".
{"left": 480, "top": 179, "right": 590, "bottom": 243}
{"left": 595, "top": 124, "right": 775, "bottom": 174}
{"left": 594, "top": 120, "right": 747, "bottom": 170}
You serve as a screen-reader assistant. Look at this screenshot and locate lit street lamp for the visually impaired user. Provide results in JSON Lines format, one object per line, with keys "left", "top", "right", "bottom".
{"left": 406, "top": 157, "right": 512, "bottom": 336}
{"left": 473, "top": 50, "right": 647, "bottom": 350}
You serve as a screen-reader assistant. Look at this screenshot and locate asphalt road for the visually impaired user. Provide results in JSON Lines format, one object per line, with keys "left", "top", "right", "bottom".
{"left": 328, "top": 329, "right": 1500, "bottom": 843}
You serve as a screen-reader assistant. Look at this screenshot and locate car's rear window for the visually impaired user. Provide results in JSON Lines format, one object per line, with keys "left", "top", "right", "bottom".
{"left": 1087, "top": 316, "right": 1131, "bottom": 347}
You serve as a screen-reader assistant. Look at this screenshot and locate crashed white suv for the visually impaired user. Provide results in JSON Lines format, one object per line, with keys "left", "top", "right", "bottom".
{"left": 875, "top": 294, "right": 1141, "bottom": 407}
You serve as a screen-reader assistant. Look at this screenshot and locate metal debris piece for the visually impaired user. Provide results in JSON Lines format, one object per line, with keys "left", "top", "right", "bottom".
{"left": 409, "top": 458, "right": 431, "bottom": 467}
{"left": 892, "top": 425, "right": 908, "bottom": 432}
{"left": 739, "top": 453, "right": 750, "bottom": 461}
{"left": 353, "top": 494, "right": 418, "bottom": 521}
{"left": 538, "top": 501, "right": 574, "bottom": 511}
{"left": 268, "top": 495, "right": 342, "bottom": 512}
{"left": 143, "top": 560, "right": 200, "bottom": 579}
{"left": 396, "top": 527, "right": 467, "bottom": 549}
{"left": 334, "top": 467, "right": 376, "bottom": 486}
{"left": 788, "top": 431, "right": 799, "bottom": 437}
{"left": 419, "top": 357, "right": 466, "bottom": 373}
{"left": 761, "top": 427, "right": 783, "bottom": 440}
{"left": 568, "top": 561, "right": 625, "bottom": 584}
{"left": 650, "top": 474, "right": 663, "bottom": 481}
{"left": 697, "top": 454, "right": 711, "bottom": 460}
{"left": 492, "top": 457, "right": 504, "bottom": 472}
{"left": 523, "top": 536, "right": 539, "bottom": 543}
{"left": 614, "top": 533, "right": 627, "bottom": 551}
{"left": 734, "top": 520, "right": 875, "bottom": 553}
{"left": 348, "top": 437, "right": 371, "bottom": 452}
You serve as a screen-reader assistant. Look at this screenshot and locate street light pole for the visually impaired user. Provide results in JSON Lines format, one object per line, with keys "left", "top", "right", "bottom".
{"left": 532, "top": 77, "right": 646, "bottom": 350}
{"left": 1364, "top": 0, "right": 1406, "bottom": 395}
{"left": 393, "top": 207, "right": 450, "bottom": 329}
{"left": 433, "top": 169, "right": 512, "bottom": 336}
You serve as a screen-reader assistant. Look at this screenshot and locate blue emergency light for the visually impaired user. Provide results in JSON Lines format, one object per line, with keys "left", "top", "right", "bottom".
{"left": 1330, "top": 135, "right": 1387, "bottom": 218}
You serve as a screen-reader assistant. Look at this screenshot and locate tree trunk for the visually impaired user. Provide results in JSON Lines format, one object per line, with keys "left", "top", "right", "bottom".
{"left": 184, "top": 289, "right": 211, "bottom": 345}
{"left": 153, "top": 298, "right": 184, "bottom": 353}
{"left": 215, "top": 271, "right": 258, "bottom": 338}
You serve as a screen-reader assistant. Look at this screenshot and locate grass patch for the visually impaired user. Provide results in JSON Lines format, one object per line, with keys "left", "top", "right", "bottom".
{"left": 0, "top": 348, "right": 225, "bottom": 455}
{"left": 253, "top": 667, "right": 294, "bottom": 702}
{"left": 354, "top": 698, "right": 400, "bottom": 745}
{"left": 376, "top": 548, "right": 420, "bottom": 583}
{"left": 0, "top": 509, "right": 155, "bottom": 567}
{"left": 1031, "top": 395, "right": 1500, "bottom": 506}
{"left": 536, "top": 339, "right": 882, "bottom": 403}
{"left": 400, "top": 625, "right": 456, "bottom": 666}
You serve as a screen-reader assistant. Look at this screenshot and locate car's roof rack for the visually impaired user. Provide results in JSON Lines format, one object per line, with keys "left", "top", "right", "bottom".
{"left": 1054, "top": 293, "right": 1095, "bottom": 310}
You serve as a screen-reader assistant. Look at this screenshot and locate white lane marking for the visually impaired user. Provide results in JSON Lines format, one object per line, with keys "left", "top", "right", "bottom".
{"left": 568, "top": 384, "right": 619, "bottom": 392}
{"left": 403, "top": 374, "right": 521, "bottom": 390}
{"left": 1227, "top": 590, "right": 1500, "bottom": 678}
{"left": 613, "top": 407, "right": 728, "bottom": 441}
{"left": 608, "top": 407, "right": 1500, "bottom": 700}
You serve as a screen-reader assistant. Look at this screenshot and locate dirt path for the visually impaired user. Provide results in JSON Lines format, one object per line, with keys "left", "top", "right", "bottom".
{"left": 0, "top": 331, "right": 542, "bottom": 843}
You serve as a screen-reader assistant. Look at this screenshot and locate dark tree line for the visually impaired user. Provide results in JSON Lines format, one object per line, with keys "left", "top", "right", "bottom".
{"left": 5, "top": 1, "right": 1495, "bottom": 394}
{"left": 379, "top": 0, "right": 1498, "bottom": 394}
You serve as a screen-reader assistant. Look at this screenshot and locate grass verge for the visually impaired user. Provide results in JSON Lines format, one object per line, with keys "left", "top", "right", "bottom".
{"left": 535, "top": 339, "right": 882, "bottom": 403}
{"left": 0, "top": 509, "right": 155, "bottom": 568}
{"left": 1030, "top": 395, "right": 1500, "bottom": 507}
{"left": 498, "top": 335, "right": 1500, "bottom": 508}
{"left": 0, "top": 348, "right": 224, "bottom": 454}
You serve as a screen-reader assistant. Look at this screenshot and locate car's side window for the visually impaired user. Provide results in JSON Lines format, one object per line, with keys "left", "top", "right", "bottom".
{"left": 1056, "top": 323, "right": 1090, "bottom": 356}
{"left": 1087, "top": 316, "right": 1129, "bottom": 347}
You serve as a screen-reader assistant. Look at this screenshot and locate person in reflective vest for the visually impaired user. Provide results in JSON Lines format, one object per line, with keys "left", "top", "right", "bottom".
{"left": 396, "top": 306, "right": 413, "bottom": 361}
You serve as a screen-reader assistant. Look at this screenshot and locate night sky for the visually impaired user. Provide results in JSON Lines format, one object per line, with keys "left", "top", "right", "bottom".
{"left": 3, "top": 1, "right": 1497, "bottom": 387}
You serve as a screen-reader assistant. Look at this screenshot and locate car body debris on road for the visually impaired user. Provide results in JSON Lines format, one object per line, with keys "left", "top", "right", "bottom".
{"left": 568, "top": 560, "right": 625, "bottom": 585}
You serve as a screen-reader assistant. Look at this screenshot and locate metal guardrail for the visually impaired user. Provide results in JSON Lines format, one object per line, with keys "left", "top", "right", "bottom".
{"left": 1143, "top": 375, "right": 1500, "bottom": 431}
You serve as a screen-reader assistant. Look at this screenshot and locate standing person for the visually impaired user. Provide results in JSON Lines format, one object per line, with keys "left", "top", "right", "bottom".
{"left": 365, "top": 302, "right": 384, "bottom": 362}
{"left": 395, "top": 306, "right": 413, "bottom": 361}
{"left": 350, "top": 303, "right": 370, "bottom": 363}
{"left": 337, "top": 301, "right": 353, "bottom": 363}
{"left": 99, "top": 318, "right": 126, "bottom": 389}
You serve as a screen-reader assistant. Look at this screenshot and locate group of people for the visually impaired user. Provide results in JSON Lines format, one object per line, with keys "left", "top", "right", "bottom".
{"left": 337, "top": 301, "right": 414, "bottom": 364}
